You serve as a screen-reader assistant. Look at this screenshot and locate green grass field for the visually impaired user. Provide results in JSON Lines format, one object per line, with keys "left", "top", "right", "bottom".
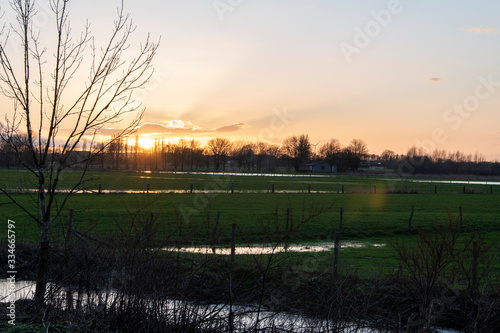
{"left": 1, "top": 169, "right": 499, "bottom": 275}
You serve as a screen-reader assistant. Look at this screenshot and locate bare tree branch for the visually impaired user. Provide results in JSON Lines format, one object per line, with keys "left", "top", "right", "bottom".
{"left": 0, "top": 0, "right": 159, "bottom": 302}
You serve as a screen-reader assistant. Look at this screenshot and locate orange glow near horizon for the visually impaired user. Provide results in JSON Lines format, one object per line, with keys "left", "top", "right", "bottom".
{"left": 138, "top": 137, "right": 155, "bottom": 150}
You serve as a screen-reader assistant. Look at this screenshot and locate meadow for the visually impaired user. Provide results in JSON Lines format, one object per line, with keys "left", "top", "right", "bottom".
{"left": 1, "top": 169, "right": 499, "bottom": 275}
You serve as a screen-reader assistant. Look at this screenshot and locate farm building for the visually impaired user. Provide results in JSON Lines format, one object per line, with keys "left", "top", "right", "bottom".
{"left": 307, "top": 161, "right": 337, "bottom": 173}
{"left": 359, "top": 160, "right": 386, "bottom": 170}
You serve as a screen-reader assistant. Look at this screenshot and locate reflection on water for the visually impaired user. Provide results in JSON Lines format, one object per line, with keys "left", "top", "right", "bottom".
{"left": 380, "top": 178, "right": 500, "bottom": 186}
{"left": 0, "top": 279, "right": 459, "bottom": 332}
{"left": 0, "top": 279, "right": 378, "bottom": 332}
{"left": 0, "top": 280, "right": 35, "bottom": 303}
{"left": 167, "top": 171, "right": 334, "bottom": 178}
{"left": 161, "top": 242, "right": 386, "bottom": 255}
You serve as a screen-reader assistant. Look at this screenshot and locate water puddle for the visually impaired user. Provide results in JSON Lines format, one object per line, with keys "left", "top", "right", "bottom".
{"left": 380, "top": 178, "right": 500, "bottom": 186}
{"left": 0, "top": 279, "right": 460, "bottom": 332}
{"left": 161, "top": 242, "right": 386, "bottom": 255}
{"left": 0, "top": 279, "right": 35, "bottom": 303}
{"left": 165, "top": 171, "right": 334, "bottom": 178}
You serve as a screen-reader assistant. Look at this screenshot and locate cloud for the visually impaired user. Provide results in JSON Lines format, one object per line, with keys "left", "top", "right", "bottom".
{"left": 214, "top": 123, "right": 246, "bottom": 133}
{"left": 131, "top": 121, "right": 245, "bottom": 136}
{"left": 132, "top": 122, "right": 203, "bottom": 136}
{"left": 73, "top": 120, "right": 246, "bottom": 140}
{"left": 164, "top": 120, "right": 186, "bottom": 129}
{"left": 464, "top": 26, "right": 499, "bottom": 34}
{"left": 426, "top": 77, "right": 441, "bottom": 82}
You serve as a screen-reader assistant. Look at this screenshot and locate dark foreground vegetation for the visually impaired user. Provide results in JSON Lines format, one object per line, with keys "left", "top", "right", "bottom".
{"left": 2, "top": 212, "right": 499, "bottom": 332}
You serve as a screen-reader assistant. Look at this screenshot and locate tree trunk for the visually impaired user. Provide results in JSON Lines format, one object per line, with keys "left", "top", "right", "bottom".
{"left": 35, "top": 222, "right": 50, "bottom": 303}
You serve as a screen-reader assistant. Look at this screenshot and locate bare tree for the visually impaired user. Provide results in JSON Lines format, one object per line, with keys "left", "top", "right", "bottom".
{"left": 281, "top": 134, "right": 312, "bottom": 172}
{"left": 348, "top": 139, "right": 368, "bottom": 160}
{"left": 206, "top": 137, "right": 232, "bottom": 171}
{"left": 231, "top": 141, "right": 254, "bottom": 171}
{"left": 341, "top": 139, "right": 368, "bottom": 171}
{"left": 253, "top": 141, "right": 269, "bottom": 171}
{"left": 0, "top": 0, "right": 159, "bottom": 302}
{"left": 319, "top": 139, "right": 342, "bottom": 169}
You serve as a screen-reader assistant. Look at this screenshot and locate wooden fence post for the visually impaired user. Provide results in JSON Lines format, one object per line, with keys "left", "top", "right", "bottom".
{"left": 333, "top": 208, "right": 343, "bottom": 277}
{"left": 339, "top": 207, "right": 343, "bottom": 235}
{"left": 407, "top": 205, "right": 415, "bottom": 231}
{"left": 285, "top": 208, "right": 290, "bottom": 233}
{"left": 333, "top": 232, "right": 340, "bottom": 277}
{"left": 231, "top": 223, "right": 236, "bottom": 263}
{"left": 211, "top": 212, "right": 221, "bottom": 254}
{"left": 472, "top": 242, "right": 478, "bottom": 291}
{"left": 65, "top": 209, "right": 75, "bottom": 247}
{"left": 459, "top": 206, "right": 463, "bottom": 230}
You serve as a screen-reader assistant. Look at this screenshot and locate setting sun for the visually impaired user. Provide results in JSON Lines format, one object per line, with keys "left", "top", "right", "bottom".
{"left": 138, "top": 137, "right": 155, "bottom": 150}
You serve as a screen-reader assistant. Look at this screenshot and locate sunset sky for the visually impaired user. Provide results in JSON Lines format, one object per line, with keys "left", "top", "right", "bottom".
{"left": 1, "top": 0, "right": 500, "bottom": 160}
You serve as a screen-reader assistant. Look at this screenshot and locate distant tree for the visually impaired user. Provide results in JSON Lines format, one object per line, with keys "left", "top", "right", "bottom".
{"left": 348, "top": 139, "right": 368, "bottom": 161}
{"left": 207, "top": 137, "right": 232, "bottom": 171}
{"left": 187, "top": 139, "right": 202, "bottom": 170}
{"left": 340, "top": 139, "right": 368, "bottom": 171}
{"left": 381, "top": 149, "right": 397, "bottom": 169}
{"left": 266, "top": 144, "right": 281, "bottom": 171}
{"left": 381, "top": 149, "right": 395, "bottom": 162}
{"left": 282, "top": 134, "right": 312, "bottom": 172}
{"left": 253, "top": 142, "right": 269, "bottom": 171}
{"left": 319, "top": 140, "right": 342, "bottom": 169}
{"left": 232, "top": 141, "right": 254, "bottom": 171}
{"left": 431, "top": 149, "right": 447, "bottom": 164}
{"left": 0, "top": 0, "right": 158, "bottom": 302}
{"left": 173, "top": 139, "right": 189, "bottom": 171}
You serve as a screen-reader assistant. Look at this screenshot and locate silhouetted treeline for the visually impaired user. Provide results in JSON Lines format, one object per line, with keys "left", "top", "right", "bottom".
{"left": 396, "top": 145, "right": 500, "bottom": 176}
{"left": 1, "top": 134, "right": 499, "bottom": 176}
